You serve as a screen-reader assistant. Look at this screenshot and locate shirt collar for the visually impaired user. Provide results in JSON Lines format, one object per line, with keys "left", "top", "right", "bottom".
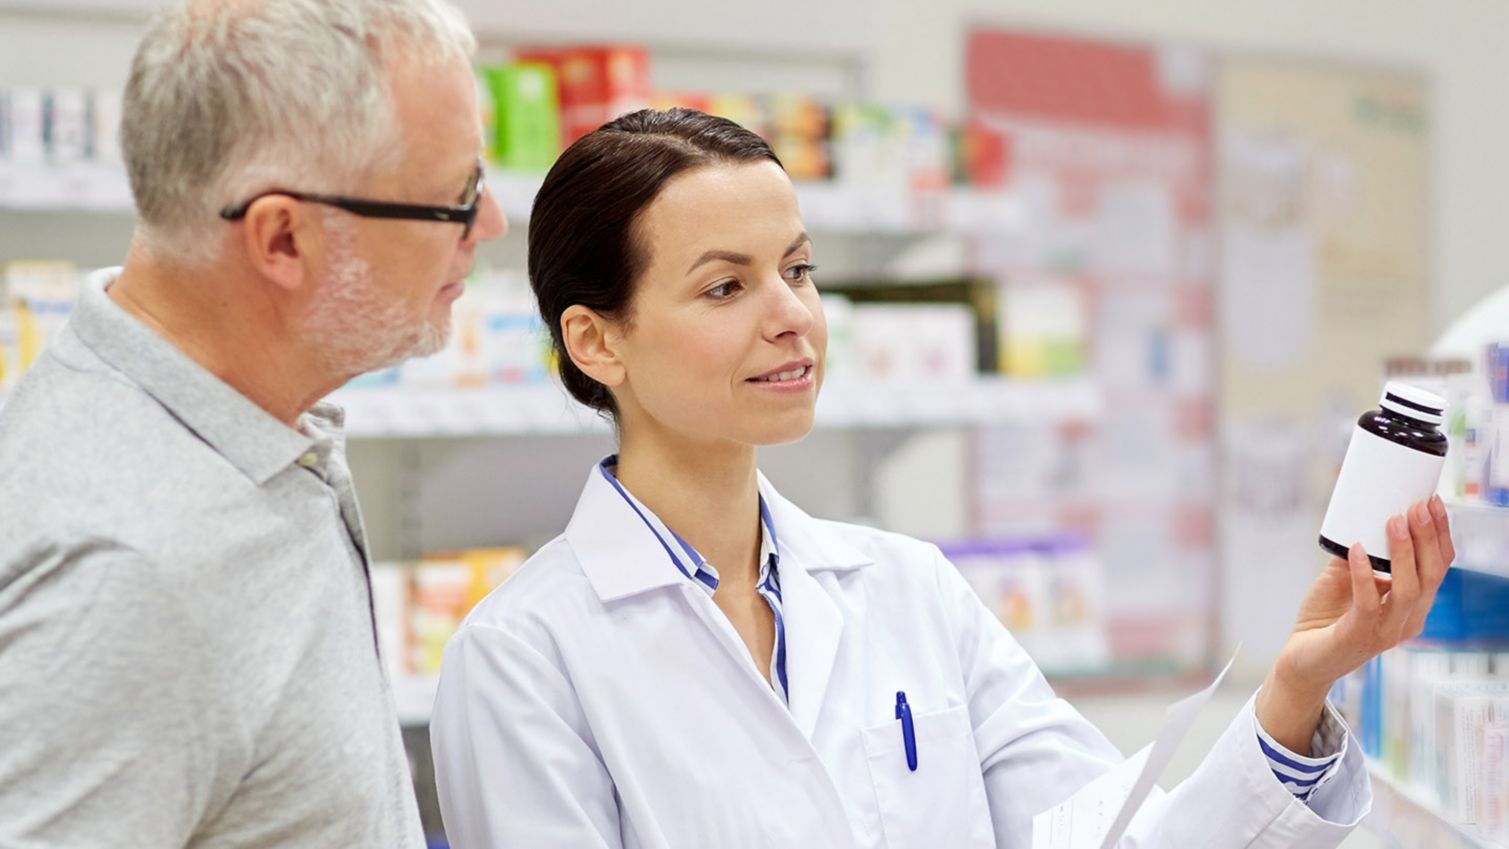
{"left": 566, "top": 457, "right": 873, "bottom": 604}
{"left": 596, "top": 457, "right": 706, "bottom": 581}
{"left": 70, "top": 268, "right": 322, "bottom": 485}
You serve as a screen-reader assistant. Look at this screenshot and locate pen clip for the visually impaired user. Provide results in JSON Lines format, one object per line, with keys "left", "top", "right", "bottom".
{"left": 895, "top": 691, "right": 918, "bottom": 772}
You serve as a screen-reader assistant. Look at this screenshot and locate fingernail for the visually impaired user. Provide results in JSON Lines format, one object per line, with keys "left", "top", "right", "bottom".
{"left": 1390, "top": 516, "right": 1409, "bottom": 538}
{"left": 1430, "top": 495, "right": 1447, "bottom": 519}
{"left": 1413, "top": 503, "right": 1431, "bottom": 526}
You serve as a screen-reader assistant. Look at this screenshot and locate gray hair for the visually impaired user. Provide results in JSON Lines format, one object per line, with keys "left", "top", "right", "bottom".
{"left": 122, "top": 0, "right": 477, "bottom": 266}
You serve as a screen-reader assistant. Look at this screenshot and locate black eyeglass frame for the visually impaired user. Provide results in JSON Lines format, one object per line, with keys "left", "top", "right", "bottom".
{"left": 219, "top": 160, "right": 487, "bottom": 239}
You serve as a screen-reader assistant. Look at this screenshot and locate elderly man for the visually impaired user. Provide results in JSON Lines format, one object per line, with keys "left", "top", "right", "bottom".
{"left": 0, "top": 0, "right": 504, "bottom": 845}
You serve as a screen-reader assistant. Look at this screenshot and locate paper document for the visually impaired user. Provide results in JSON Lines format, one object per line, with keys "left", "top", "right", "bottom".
{"left": 1031, "top": 648, "right": 1240, "bottom": 849}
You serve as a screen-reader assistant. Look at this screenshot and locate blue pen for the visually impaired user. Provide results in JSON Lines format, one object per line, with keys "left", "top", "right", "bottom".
{"left": 895, "top": 691, "right": 917, "bottom": 772}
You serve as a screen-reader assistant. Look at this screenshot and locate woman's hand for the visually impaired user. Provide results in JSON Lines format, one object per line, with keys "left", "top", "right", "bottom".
{"left": 1255, "top": 495, "right": 1455, "bottom": 754}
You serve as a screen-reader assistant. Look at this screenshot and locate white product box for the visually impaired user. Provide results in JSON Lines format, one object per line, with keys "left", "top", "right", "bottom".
{"left": 45, "top": 88, "right": 89, "bottom": 164}
{"left": 851, "top": 303, "right": 976, "bottom": 383}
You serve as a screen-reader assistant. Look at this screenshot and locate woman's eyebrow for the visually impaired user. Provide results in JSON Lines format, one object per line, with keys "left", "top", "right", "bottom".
{"left": 685, "top": 233, "right": 812, "bottom": 276}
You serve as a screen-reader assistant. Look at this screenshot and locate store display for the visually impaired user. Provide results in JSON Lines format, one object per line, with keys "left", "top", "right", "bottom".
{"left": 0, "top": 86, "right": 120, "bottom": 167}
{"left": 964, "top": 29, "right": 1218, "bottom": 677}
{"left": 1337, "top": 632, "right": 1509, "bottom": 844}
{"left": 1318, "top": 381, "right": 1448, "bottom": 572}
{"left": 5, "top": 58, "right": 1016, "bottom": 234}
{"left": 1321, "top": 347, "right": 1509, "bottom": 847}
{"left": 0, "top": 86, "right": 130, "bottom": 210}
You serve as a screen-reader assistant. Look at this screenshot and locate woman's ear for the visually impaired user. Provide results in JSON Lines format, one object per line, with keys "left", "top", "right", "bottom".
{"left": 561, "top": 305, "right": 627, "bottom": 389}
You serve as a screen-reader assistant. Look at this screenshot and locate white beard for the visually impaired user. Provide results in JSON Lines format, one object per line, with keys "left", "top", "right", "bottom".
{"left": 301, "top": 219, "right": 450, "bottom": 376}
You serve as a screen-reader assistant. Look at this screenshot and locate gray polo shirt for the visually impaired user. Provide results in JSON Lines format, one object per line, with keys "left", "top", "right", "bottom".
{"left": 0, "top": 269, "right": 425, "bottom": 848}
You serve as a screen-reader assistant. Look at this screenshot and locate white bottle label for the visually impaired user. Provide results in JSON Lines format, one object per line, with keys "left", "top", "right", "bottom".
{"left": 1320, "top": 427, "right": 1445, "bottom": 561}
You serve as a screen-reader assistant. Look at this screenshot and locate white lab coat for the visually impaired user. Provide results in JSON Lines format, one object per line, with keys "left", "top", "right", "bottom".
{"left": 431, "top": 465, "right": 1371, "bottom": 848}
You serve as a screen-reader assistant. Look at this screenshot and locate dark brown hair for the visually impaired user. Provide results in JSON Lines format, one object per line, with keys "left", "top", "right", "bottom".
{"left": 527, "top": 108, "right": 783, "bottom": 418}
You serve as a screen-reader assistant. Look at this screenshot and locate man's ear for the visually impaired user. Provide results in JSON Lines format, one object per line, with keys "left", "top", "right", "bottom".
{"left": 561, "top": 305, "right": 627, "bottom": 389}
{"left": 238, "top": 196, "right": 319, "bottom": 294}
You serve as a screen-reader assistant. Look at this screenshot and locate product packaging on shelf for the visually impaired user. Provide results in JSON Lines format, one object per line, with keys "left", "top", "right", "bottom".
{"left": 850, "top": 302, "right": 977, "bottom": 383}
{"left": 90, "top": 89, "right": 122, "bottom": 165}
{"left": 514, "top": 45, "right": 650, "bottom": 145}
{"left": 44, "top": 88, "right": 89, "bottom": 164}
{"left": 481, "top": 62, "right": 562, "bottom": 172}
{"left": 1, "top": 262, "right": 80, "bottom": 393}
{"left": 373, "top": 547, "right": 529, "bottom": 679}
{"left": 766, "top": 93, "right": 831, "bottom": 181}
{"left": 5, "top": 87, "right": 45, "bottom": 164}
{"left": 1486, "top": 342, "right": 1509, "bottom": 506}
{"left": 408, "top": 557, "right": 471, "bottom": 677}
{"left": 354, "top": 270, "right": 549, "bottom": 391}
{"left": 0, "top": 87, "right": 11, "bottom": 164}
{"left": 997, "top": 281, "right": 1088, "bottom": 378}
{"left": 1333, "top": 580, "right": 1509, "bottom": 843}
{"left": 943, "top": 535, "right": 1109, "bottom": 674}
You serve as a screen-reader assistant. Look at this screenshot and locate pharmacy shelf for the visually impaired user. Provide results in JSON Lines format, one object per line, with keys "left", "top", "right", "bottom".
{"left": 0, "top": 162, "right": 134, "bottom": 212}
{"left": 482, "top": 172, "right": 1023, "bottom": 236}
{"left": 1444, "top": 499, "right": 1509, "bottom": 580}
{"left": 1365, "top": 763, "right": 1504, "bottom": 849}
{"left": 327, "top": 377, "right": 1100, "bottom": 439}
{"left": 0, "top": 163, "right": 1022, "bottom": 237}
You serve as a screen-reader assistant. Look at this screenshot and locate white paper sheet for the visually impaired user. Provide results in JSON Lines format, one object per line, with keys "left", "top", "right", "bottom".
{"left": 1032, "top": 648, "right": 1240, "bottom": 849}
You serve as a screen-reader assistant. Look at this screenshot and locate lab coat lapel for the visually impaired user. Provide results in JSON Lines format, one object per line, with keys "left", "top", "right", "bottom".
{"left": 779, "top": 551, "right": 844, "bottom": 740}
{"left": 757, "top": 473, "right": 874, "bottom": 741}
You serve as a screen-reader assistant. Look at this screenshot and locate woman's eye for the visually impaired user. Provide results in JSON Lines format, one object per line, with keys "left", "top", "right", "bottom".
{"left": 785, "top": 263, "right": 817, "bottom": 283}
{"left": 706, "top": 280, "right": 742, "bottom": 299}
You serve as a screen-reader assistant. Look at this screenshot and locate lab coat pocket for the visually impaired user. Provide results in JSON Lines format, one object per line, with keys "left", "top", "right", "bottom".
{"left": 861, "top": 704, "right": 995, "bottom": 849}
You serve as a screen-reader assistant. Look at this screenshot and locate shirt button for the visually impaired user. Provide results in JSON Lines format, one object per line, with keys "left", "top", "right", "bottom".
{"left": 297, "top": 452, "right": 319, "bottom": 468}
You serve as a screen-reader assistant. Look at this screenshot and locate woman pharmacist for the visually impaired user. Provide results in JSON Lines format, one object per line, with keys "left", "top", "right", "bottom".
{"left": 430, "top": 109, "right": 1452, "bottom": 849}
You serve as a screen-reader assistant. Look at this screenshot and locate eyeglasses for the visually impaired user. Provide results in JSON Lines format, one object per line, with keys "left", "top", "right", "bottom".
{"left": 219, "top": 160, "right": 487, "bottom": 240}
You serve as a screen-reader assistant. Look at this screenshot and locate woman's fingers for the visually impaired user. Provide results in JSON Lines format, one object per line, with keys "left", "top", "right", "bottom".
{"left": 1348, "top": 542, "right": 1382, "bottom": 622}
{"left": 1380, "top": 514, "right": 1420, "bottom": 644}
{"left": 1429, "top": 495, "right": 1457, "bottom": 570}
{"left": 1399, "top": 496, "right": 1454, "bottom": 640}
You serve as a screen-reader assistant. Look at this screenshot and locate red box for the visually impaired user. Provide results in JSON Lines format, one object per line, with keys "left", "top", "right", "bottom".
{"left": 962, "top": 118, "right": 1009, "bottom": 189}
{"left": 516, "top": 45, "right": 651, "bottom": 144}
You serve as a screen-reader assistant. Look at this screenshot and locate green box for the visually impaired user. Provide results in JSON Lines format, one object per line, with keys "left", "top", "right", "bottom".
{"left": 485, "top": 63, "right": 562, "bottom": 173}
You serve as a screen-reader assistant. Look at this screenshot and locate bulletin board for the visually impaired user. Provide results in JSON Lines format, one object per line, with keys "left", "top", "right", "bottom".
{"left": 1217, "top": 59, "right": 1430, "bottom": 421}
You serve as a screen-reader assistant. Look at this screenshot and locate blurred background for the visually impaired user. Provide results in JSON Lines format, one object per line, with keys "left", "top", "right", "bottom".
{"left": 5, "top": 1, "right": 1509, "bottom": 846}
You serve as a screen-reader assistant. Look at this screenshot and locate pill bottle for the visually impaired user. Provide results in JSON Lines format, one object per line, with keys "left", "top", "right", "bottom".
{"left": 1319, "top": 381, "right": 1448, "bottom": 573}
